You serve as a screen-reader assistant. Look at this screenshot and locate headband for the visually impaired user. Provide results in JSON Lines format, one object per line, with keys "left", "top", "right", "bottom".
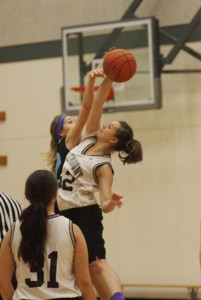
{"left": 55, "top": 114, "right": 67, "bottom": 141}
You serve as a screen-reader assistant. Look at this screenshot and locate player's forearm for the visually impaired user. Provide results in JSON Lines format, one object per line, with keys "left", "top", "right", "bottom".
{"left": 0, "top": 284, "right": 14, "bottom": 300}
{"left": 94, "top": 76, "right": 112, "bottom": 106}
{"left": 79, "top": 281, "right": 96, "bottom": 300}
{"left": 82, "top": 76, "right": 96, "bottom": 110}
{"left": 85, "top": 74, "right": 112, "bottom": 136}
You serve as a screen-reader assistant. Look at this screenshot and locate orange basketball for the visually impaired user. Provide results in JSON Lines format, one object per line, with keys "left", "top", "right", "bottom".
{"left": 103, "top": 48, "right": 137, "bottom": 83}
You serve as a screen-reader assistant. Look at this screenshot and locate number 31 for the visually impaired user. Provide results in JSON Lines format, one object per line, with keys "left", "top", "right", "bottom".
{"left": 25, "top": 251, "right": 59, "bottom": 288}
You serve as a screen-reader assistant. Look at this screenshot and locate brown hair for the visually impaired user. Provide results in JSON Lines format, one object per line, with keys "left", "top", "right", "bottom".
{"left": 113, "top": 121, "right": 143, "bottom": 164}
{"left": 18, "top": 170, "right": 58, "bottom": 269}
{"left": 42, "top": 115, "right": 62, "bottom": 168}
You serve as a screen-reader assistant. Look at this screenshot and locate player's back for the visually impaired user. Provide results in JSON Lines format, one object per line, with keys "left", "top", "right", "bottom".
{"left": 11, "top": 214, "right": 81, "bottom": 300}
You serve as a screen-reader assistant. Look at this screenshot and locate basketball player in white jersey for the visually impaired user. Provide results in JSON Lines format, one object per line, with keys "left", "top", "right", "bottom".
{"left": 0, "top": 170, "right": 95, "bottom": 300}
{"left": 58, "top": 71, "right": 143, "bottom": 300}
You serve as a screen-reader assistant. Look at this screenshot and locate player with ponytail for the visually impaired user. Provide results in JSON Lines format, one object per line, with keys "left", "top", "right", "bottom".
{"left": 0, "top": 170, "right": 95, "bottom": 300}
{"left": 58, "top": 72, "right": 143, "bottom": 300}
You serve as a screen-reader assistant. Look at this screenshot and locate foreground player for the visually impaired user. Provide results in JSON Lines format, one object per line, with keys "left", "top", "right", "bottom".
{"left": 0, "top": 192, "right": 22, "bottom": 299}
{"left": 0, "top": 170, "right": 95, "bottom": 300}
{"left": 58, "top": 73, "right": 143, "bottom": 300}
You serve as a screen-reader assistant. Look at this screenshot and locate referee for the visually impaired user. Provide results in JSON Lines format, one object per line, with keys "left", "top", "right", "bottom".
{"left": 0, "top": 192, "right": 22, "bottom": 300}
{"left": 0, "top": 192, "right": 22, "bottom": 245}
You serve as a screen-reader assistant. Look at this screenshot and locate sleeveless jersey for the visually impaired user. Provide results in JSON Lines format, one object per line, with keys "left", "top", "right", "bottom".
{"left": 10, "top": 214, "right": 81, "bottom": 300}
{"left": 54, "top": 139, "right": 70, "bottom": 213}
{"left": 57, "top": 136, "right": 113, "bottom": 210}
{"left": 55, "top": 138, "right": 69, "bottom": 182}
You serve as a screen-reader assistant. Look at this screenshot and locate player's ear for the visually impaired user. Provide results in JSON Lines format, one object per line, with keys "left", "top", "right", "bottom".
{"left": 110, "top": 137, "right": 118, "bottom": 145}
{"left": 59, "top": 130, "right": 65, "bottom": 139}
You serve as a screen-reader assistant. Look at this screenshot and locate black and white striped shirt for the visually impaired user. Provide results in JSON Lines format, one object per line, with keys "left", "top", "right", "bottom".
{"left": 0, "top": 192, "right": 22, "bottom": 245}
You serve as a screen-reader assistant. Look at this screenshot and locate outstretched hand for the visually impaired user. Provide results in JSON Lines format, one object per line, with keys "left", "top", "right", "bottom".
{"left": 111, "top": 192, "right": 123, "bottom": 208}
{"left": 89, "top": 68, "right": 105, "bottom": 79}
{"left": 105, "top": 47, "right": 115, "bottom": 53}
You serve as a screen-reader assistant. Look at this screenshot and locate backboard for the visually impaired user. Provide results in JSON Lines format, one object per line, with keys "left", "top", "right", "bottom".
{"left": 61, "top": 17, "right": 162, "bottom": 114}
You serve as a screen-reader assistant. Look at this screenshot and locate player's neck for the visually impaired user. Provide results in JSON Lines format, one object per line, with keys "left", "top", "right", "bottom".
{"left": 48, "top": 210, "right": 55, "bottom": 216}
{"left": 86, "top": 142, "right": 112, "bottom": 155}
{"left": 47, "top": 203, "right": 55, "bottom": 215}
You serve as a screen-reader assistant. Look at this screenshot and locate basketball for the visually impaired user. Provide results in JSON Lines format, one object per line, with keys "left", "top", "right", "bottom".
{"left": 103, "top": 48, "right": 137, "bottom": 83}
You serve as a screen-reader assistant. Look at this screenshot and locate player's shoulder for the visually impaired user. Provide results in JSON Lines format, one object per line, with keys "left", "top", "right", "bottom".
{"left": 80, "top": 135, "right": 97, "bottom": 144}
{"left": 70, "top": 135, "right": 96, "bottom": 154}
{"left": 49, "top": 214, "right": 72, "bottom": 224}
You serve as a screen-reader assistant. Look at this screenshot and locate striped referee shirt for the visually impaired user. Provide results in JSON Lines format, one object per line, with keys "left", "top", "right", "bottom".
{"left": 0, "top": 192, "right": 22, "bottom": 245}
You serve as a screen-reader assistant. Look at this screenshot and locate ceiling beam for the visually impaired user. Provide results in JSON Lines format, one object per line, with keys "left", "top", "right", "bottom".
{"left": 161, "top": 7, "right": 201, "bottom": 67}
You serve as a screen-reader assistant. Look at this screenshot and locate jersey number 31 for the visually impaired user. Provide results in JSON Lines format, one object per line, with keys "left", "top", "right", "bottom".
{"left": 25, "top": 251, "right": 59, "bottom": 288}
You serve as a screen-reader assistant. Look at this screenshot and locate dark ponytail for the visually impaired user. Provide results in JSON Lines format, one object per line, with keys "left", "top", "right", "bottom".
{"left": 113, "top": 121, "right": 143, "bottom": 164}
{"left": 18, "top": 170, "right": 58, "bottom": 269}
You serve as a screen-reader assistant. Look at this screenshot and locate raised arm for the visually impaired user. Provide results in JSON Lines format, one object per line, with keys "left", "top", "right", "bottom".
{"left": 73, "top": 224, "right": 96, "bottom": 300}
{"left": 85, "top": 74, "right": 113, "bottom": 137}
{"left": 66, "top": 69, "right": 105, "bottom": 150}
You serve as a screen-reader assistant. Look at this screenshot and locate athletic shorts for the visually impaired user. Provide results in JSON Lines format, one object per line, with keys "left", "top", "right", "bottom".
{"left": 60, "top": 204, "right": 106, "bottom": 263}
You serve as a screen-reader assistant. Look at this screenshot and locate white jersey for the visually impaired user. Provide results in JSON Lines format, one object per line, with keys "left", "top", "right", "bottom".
{"left": 58, "top": 136, "right": 113, "bottom": 210}
{"left": 10, "top": 214, "right": 81, "bottom": 300}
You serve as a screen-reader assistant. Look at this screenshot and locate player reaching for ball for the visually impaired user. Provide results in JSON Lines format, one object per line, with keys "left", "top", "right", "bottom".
{"left": 42, "top": 69, "right": 106, "bottom": 213}
{"left": 57, "top": 65, "right": 143, "bottom": 300}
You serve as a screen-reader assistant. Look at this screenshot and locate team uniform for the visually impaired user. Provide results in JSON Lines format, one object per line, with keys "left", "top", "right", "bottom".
{"left": 55, "top": 138, "right": 69, "bottom": 183}
{"left": 0, "top": 192, "right": 22, "bottom": 245}
{"left": 57, "top": 136, "right": 113, "bottom": 263}
{"left": 10, "top": 214, "right": 81, "bottom": 300}
{"left": 54, "top": 138, "right": 70, "bottom": 213}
